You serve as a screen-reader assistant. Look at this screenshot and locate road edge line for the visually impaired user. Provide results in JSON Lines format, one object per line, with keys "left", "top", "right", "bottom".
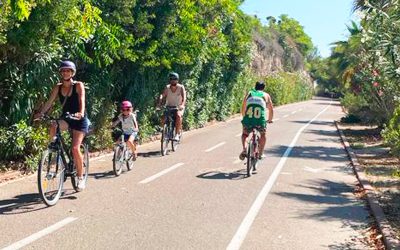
{"left": 226, "top": 104, "right": 331, "bottom": 250}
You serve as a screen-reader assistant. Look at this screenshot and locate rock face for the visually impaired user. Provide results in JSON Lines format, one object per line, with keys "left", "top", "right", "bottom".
{"left": 251, "top": 31, "right": 305, "bottom": 76}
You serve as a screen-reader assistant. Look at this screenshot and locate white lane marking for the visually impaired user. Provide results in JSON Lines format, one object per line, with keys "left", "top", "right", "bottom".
{"left": 283, "top": 114, "right": 289, "bottom": 118}
{"left": 304, "top": 166, "right": 321, "bottom": 173}
{"left": 139, "top": 163, "right": 185, "bottom": 184}
{"left": 298, "top": 108, "right": 303, "bottom": 112}
{"left": 291, "top": 111, "right": 297, "bottom": 114}
{"left": 280, "top": 172, "right": 292, "bottom": 175}
{"left": 226, "top": 104, "right": 331, "bottom": 250}
{"left": 205, "top": 142, "right": 226, "bottom": 152}
{"left": 0, "top": 203, "right": 17, "bottom": 209}
{"left": 2, "top": 217, "right": 77, "bottom": 250}
{"left": 235, "top": 133, "right": 242, "bottom": 137}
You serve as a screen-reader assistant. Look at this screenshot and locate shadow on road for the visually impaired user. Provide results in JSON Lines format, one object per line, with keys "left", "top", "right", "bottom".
{"left": 274, "top": 179, "right": 369, "bottom": 249}
{"left": 268, "top": 145, "right": 348, "bottom": 163}
{"left": 138, "top": 151, "right": 161, "bottom": 158}
{"left": 0, "top": 190, "right": 77, "bottom": 215}
{"left": 89, "top": 171, "right": 115, "bottom": 179}
{"left": 196, "top": 170, "right": 247, "bottom": 180}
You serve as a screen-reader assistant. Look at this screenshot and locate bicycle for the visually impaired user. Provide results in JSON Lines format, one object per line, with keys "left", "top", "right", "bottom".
{"left": 246, "top": 126, "right": 262, "bottom": 177}
{"left": 36, "top": 113, "right": 89, "bottom": 206}
{"left": 160, "top": 106, "right": 182, "bottom": 156}
{"left": 112, "top": 130, "right": 135, "bottom": 176}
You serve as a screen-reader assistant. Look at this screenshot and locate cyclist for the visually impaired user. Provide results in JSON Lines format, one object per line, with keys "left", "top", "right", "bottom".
{"left": 111, "top": 101, "right": 139, "bottom": 160}
{"left": 157, "top": 72, "right": 186, "bottom": 140}
{"left": 239, "top": 81, "right": 274, "bottom": 160}
{"left": 34, "top": 60, "right": 90, "bottom": 190}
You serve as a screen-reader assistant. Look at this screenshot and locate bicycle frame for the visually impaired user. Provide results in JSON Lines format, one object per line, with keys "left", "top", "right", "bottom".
{"left": 53, "top": 120, "right": 76, "bottom": 177}
{"left": 164, "top": 107, "right": 178, "bottom": 140}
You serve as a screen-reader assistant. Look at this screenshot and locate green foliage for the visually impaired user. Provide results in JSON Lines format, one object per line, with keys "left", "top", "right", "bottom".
{"left": 264, "top": 72, "right": 313, "bottom": 106}
{"left": 0, "top": 0, "right": 314, "bottom": 170}
{"left": 382, "top": 106, "right": 400, "bottom": 156}
{"left": 0, "top": 120, "right": 47, "bottom": 170}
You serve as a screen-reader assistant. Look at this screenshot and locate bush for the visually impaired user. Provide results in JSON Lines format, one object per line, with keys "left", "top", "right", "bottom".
{"left": 382, "top": 105, "right": 400, "bottom": 156}
{"left": 0, "top": 120, "right": 47, "bottom": 171}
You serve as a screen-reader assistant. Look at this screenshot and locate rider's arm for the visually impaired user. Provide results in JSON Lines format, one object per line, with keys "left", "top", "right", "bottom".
{"left": 132, "top": 113, "right": 139, "bottom": 132}
{"left": 37, "top": 85, "right": 59, "bottom": 116}
{"left": 241, "top": 93, "right": 249, "bottom": 116}
{"left": 264, "top": 93, "right": 274, "bottom": 123}
{"left": 75, "top": 82, "right": 85, "bottom": 119}
{"left": 180, "top": 85, "right": 186, "bottom": 108}
{"left": 111, "top": 114, "right": 122, "bottom": 128}
{"left": 158, "top": 88, "right": 167, "bottom": 107}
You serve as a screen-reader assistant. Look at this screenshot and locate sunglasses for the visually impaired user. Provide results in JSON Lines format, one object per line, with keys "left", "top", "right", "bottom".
{"left": 122, "top": 108, "right": 131, "bottom": 111}
{"left": 169, "top": 78, "right": 178, "bottom": 81}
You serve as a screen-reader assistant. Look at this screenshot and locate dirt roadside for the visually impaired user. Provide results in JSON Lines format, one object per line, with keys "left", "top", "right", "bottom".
{"left": 337, "top": 122, "right": 400, "bottom": 249}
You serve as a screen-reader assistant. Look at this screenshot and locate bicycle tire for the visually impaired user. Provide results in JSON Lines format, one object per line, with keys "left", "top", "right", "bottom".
{"left": 113, "top": 145, "right": 124, "bottom": 176}
{"left": 246, "top": 140, "right": 253, "bottom": 177}
{"left": 71, "top": 143, "right": 90, "bottom": 191}
{"left": 171, "top": 130, "right": 180, "bottom": 152}
{"left": 161, "top": 124, "right": 169, "bottom": 156}
{"left": 126, "top": 148, "right": 133, "bottom": 171}
{"left": 252, "top": 140, "right": 259, "bottom": 172}
{"left": 37, "top": 149, "right": 65, "bottom": 206}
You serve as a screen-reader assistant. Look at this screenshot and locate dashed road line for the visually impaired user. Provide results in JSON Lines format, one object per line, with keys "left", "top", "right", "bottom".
{"left": 139, "top": 163, "right": 185, "bottom": 184}
{"left": 283, "top": 114, "right": 289, "bottom": 118}
{"left": 2, "top": 217, "right": 77, "bottom": 250}
{"left": 205, "top": 142, "right": 226, "bottom": 152}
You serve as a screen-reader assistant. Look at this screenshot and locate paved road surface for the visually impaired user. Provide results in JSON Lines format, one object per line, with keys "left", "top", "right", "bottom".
{"left": 0, "top": 98, "right": 370, "bottom": 249}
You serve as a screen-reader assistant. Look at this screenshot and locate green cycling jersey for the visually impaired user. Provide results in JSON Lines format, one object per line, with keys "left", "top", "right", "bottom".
{"left": 241, "top": 89, "right": 267, "bottom": 128}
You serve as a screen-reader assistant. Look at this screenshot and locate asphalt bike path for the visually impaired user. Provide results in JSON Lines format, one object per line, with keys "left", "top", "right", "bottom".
{"left": 0, "top": 98, "right": 369, "bottom": 249}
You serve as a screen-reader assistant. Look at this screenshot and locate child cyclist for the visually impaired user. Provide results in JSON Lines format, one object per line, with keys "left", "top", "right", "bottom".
{"left": 112, "top": 101, "right": 139, "bottom": 160}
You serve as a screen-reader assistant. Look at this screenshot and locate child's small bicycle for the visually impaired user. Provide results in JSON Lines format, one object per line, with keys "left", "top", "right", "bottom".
{"left": 112, "top": 129, "right": 135, "bottom": 176}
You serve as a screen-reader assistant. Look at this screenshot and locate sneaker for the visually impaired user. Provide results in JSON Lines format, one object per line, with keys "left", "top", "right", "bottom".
{"left": 239, "top": 150, "right": 247, "bottom": 160}
{"left": 132, "top": 152, "right": 137, "bottom": 161}
{"left": 77, "top": 177, "right": 86, "bottom": 191}
{"left": 174, "top": 134, "right": 180, "bottom": 141}
{"left": 258, "top": 153, "right": 266, "bottom": 160}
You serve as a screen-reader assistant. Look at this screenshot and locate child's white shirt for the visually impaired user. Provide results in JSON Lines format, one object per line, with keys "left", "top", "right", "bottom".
{"left": 118, "top": 113, "right": 137, "bottom": 134}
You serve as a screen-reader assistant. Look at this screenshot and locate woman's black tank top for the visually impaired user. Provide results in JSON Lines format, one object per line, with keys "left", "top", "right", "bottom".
{"left": 58, "top": 83, "right": 80, "bottom": 115}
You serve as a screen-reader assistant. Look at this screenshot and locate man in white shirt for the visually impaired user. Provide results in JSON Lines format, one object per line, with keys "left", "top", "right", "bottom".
{"left": 158, "top": 72, "right": 186, "bottom": 140}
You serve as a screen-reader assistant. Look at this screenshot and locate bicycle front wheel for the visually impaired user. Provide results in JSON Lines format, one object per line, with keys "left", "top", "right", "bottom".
{"left": 37, "top": 149, "right": 65, "bottom": 206}
{"left": 161, "top": 124, "right": 169, "bottom": 156}
{"left": 171, "top": 130, "right": 180, "bottom": 152}
{"left": 71, "top": 143, "right": 90, "bottom": 191}
{"left": 126, "top": 148, "right": 133, "bottom": 171}
{"left": 112, "top": 145, "right": 124, "bottom": 176}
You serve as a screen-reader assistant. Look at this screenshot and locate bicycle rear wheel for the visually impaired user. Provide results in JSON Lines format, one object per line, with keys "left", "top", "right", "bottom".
{"left": 71, "top": 143, "right": 90, "bottom": 191}
{"left": 38, "top": 149, "right": 65, "bottom": 206}
{"left": 161, "top": 124, "right": 169, "bottom": 156}
{"left": 246, "top": 140, "right": 253, "bottom": 177}
{"left": 113, "top": 145, "right": 124, "bottom": 176}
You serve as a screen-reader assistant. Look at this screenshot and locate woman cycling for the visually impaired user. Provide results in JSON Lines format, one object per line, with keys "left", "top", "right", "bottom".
{"left": 34, "top": 60, "right": 90, "bottom": 191}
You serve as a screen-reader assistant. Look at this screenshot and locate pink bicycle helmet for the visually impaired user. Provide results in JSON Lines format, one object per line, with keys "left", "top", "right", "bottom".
{"left": 121, "top": 100, "right": 132, "bottom": 109}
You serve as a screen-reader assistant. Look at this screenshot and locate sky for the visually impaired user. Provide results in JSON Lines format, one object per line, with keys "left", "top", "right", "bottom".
{"left": 240, "top": 0, "right": 357, "bottom": 57}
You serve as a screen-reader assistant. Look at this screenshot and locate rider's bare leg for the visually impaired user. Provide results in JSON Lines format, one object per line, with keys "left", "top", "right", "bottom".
{"left": 71, "top": 130, "right": 85, "bottom": 177}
